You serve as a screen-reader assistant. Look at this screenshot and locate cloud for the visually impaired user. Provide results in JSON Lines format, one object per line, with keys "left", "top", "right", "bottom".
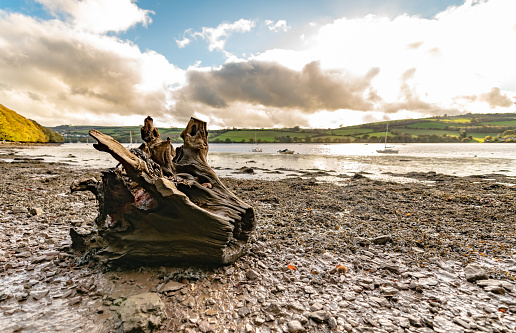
{"left": 381, "top": 68, "right": 456, "bottom": 116}
{"left": 265, "top": 20, "right": 290, "bottom": 32}
{"left": 172, "top": 61, "right": 379, "bottom": 120}
{"left": 480, "top": 87, "right": 514, "bottom": 108}
{"left": 178, "top": 19, "right": 256, "bottom": 52}
{"left": 0, "top": 9, "right": 184, "bottom": 126}
{"left": 2, "top": 0, "right": 516, "bottom": 129}
{"left": 36, "top": 0, "right": 153, "bottom": 33}
{"left": 175, "top": 35, "right": 191, "bottom": 48}
{"left": 283, "top": 0, "right": 516, "bottom": 125}
{"left": 406, "top": 41, "right": 423, "bottom": 49}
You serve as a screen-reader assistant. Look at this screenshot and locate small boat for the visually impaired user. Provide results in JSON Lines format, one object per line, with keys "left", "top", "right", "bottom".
{"left": 127, "top": 131, "right": 133, "bottom": 148}
{"left": 278, "top": 149, "right": 295, "bottom": 154}
{"left": 376, "top": 147, "right": 399, "bottom": 154}
{"left": 376, "top": 124, "right": 398, "bottom": 154}
{"left": 251, "top": 132, "right": 262, "bottom": 152}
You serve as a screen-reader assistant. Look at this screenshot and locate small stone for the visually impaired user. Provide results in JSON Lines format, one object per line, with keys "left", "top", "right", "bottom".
{"left": 371, "top": 235, "right": 392, "bottom": 245}
{"left": 308, "top": 310, "right": 330, "bottom": 323}
{"left": 380, "top": 263, "right": 401, "bottom": 274}
{"left": 265, "top": 313, "right": 275, "bottom": 322}
{"left": 287, "top": 320, "right": 306, "bottom": 333}
{"left": 68, "top": 296, "right": 81, "bottom": 305}
{"left": 182, "top": 296, "right": 196, "bottom": 308}
{"left": 275, "top": 285, "right": 286, "bottom": 293}
{"left": 407, "top": 315, "right": 422, "bottom": 327}
{"left": 453, "top": 317, "right": 470, "bottom": 329}
{"left": 484, "top": 285, "right": 506, "bottom": 294}
{"left": 244, "top": 323, "right": 254, "bottom": 333}
{"left": 410, "top": 271, "right": 430, "bottom": 278}
{"left": 118, "top": 293, "right": 167, "bottom": 333}
{"left": 11, "top": 206, "right": 28, "bottom": 214}
{"left": 328, "top": 316, "right": 338, "bottom": 330}
{"left": 198, "top": 320, "right": 214, "bottom": 333}
{"left": 159, "top": 280, "right": 185, "bottom": 293}
{"left": 342, "top": 292, "right": 356, "bottom": 301}
{"left": 246, "top": 269, "right": 260, "bottom": 280}
{"left": 32, "top": 256, "right": 47, "bottom": 264}
{"left": 397, "top": 317, "right": 410, "bottom": 328}
{"left": 29, "top": 207, "right": 43, "bottom": 216}
{"left": 205, "top": 309, "right": 218, "bottom": 316}
{"left": 380, "top": 286, "right": 398, "bottom": 296}
{"left": 30, "top": 289, "right": 48, "bottom": 300}
{"left": 238, "top": 307, "right": 251, "bottom": 317}
{"left": 351, "top": 285, "right": 362, "bottom": 293}
{"left": 309, "top": 302, "right": 323, "bottom": 312}
{"left": 355, "top": 237, "right": 370, "bottom": 246}
{"left": 254, "top": 316, "right": 265, "bottom": 325}
{"left": 287, "top": 301, "right": 305, "bottom": 312}
{"left": 304, "top": 286, "right": 316, "bottom": 294}
{"left": 433, "top": 315, "right": 455, "bottom": 331}
{"left": 419, "top": 278, "right": 439, "bottom": 288}
{"left": 464, "top": 263, "right": 488, "bottom": 282}
{"left": 370, "top": 296, "right": 390, "bottom": 307}
{"left": 267, "top": 302, "right": 282, "bottom": 314}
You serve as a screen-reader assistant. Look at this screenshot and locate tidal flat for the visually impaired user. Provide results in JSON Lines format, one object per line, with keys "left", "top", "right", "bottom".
{"left": 0, "top": 154, "right": 516, "bottom": 332}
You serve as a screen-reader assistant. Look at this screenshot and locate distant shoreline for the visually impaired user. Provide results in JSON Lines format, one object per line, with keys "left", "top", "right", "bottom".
{"left": 0, "top": 141, "right": 64, "bottom": 148}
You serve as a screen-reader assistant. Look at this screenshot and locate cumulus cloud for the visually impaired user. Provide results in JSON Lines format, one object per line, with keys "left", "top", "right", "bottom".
{"left": 265, "top": 20, "right": 290, "bottom": 32}
{"left": 178, "top": 19, "right": 256, "bottom": 52}
{"left": 480, "top": 87, "right": 514, "bottom": 108}
{"left": 2, "top": 0, "right": 516, "bottom": 129}
{"left": 0, "top": 9, "right": 183, "bottom": 126}
{"left": 380, "top": 68, "right": 456, "bottom": 116}
{"left": 171, "top": 61, "right": 379, "bottom": 124}
{"left": 175, "top": 35, "right": 191, "bottom": 48}
{"left": 36, "top": 0, "right": 153, "bottom": 33}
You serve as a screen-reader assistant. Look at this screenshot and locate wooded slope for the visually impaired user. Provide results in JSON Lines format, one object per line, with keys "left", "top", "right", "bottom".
{"left": 0, "top": 104, "right": 63, "bottom": 142}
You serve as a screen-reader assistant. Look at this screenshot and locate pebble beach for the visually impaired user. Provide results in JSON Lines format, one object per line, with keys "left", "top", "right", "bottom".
{"left": 1, "top": 147, "right": 516, "bottom": 332}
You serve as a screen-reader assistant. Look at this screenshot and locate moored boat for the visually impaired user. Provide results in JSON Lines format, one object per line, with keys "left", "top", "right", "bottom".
{"left": 278, "top": 149, "right": 294, "bottom": 154}
{"left": 376, "top": 124, "right": 398, "bottom": 154}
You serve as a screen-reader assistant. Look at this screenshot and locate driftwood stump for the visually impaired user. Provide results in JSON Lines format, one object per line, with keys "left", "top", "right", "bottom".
{"left": 70, "top": 116, "right": 256, "bottom": 265}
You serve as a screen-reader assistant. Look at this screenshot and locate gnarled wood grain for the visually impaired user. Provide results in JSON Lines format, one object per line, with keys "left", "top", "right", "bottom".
{"left": 71, "top": 116, "right": 255, "bottom": 265}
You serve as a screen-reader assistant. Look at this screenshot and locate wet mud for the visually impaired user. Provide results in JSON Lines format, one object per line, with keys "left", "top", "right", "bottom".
{"left": 1, "top": 152, "right": 516, "bottom": 332}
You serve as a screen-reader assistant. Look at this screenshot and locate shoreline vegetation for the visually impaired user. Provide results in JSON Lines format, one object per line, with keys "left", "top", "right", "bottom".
{"left": 0, "top": 104, "right": 64, "bottom": 144}
{"left": 52, "top": 112, "right": 516, "bottom": 145}
{"left": 0, "top": 149, "right": 516, "bottom": 331}
{"left": 3, "top": 103, "right": 516, "bottom": 144}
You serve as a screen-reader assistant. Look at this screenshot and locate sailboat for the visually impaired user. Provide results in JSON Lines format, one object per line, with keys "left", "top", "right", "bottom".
{"left": 127, "top": 131, "right": 133, "bottom": 148}
{"left": 251, "top": 132, "right": 262, "bottom": 152}
{"left": 376, "top": 124, "right": 399, "bottom": 154}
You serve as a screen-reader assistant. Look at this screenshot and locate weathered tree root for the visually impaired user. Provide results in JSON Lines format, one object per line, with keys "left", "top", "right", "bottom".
{"left": 70, "top": 116, "right": 256, "bottom": 265}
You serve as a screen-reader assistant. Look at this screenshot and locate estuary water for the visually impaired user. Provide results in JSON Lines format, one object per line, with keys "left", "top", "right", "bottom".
{"left": 4, "top": 142, "right": 516, "bottom": 183}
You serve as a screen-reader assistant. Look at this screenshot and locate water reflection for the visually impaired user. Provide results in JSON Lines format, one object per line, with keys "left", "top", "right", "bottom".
{"left": 6, "top": 143, "right": 516, "bottom": 182}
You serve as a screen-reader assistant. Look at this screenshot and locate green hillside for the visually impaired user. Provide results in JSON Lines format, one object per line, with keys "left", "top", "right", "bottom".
{"left": 0, "top": 104, "right": 64, "bottom": 143}
{"left": 52, "top": 124, "right": 184, "bottom": 144}
{"left": 52, "top": 112, "right": 516, "bottom": 144}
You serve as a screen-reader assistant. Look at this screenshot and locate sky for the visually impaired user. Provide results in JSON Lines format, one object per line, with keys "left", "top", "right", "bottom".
{"left": 0, "top": 0, "right": 515, "bottom": 129}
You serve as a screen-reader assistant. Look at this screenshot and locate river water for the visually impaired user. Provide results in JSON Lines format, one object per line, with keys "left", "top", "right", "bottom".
{"left": 4, "top": 142, "right": 516, "bottom": 183}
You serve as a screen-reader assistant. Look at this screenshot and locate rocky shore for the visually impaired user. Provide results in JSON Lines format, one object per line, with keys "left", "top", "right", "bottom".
{"left": 1, "top": 152, "right": 516, "bottom": 332}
